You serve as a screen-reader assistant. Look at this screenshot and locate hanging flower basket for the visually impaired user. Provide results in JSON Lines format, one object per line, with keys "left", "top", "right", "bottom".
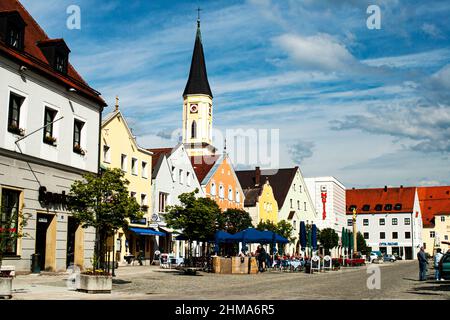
{"left": 73, "top": 144, "right": 86, "bottom": 156}
{"left": 8, "top": 124, "right": 25, "bottom": 136}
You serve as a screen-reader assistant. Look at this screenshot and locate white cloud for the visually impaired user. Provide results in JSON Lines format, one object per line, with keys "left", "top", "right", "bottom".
{"left": 273, "top": 33, "right": 357, "bottom": 71}
{"left": 421, "top": 23, "right": 445, "bottom": 39}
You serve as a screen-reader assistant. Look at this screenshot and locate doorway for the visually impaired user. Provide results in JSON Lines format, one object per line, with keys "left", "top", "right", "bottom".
{"left": 66, "top": 217, "right": 78, "bottom": 268}
{"left": 405, "top": 247, "right": 413, "bottom": 260}
{"left": 35, "top": 213, "right": 53, "bottom": 270}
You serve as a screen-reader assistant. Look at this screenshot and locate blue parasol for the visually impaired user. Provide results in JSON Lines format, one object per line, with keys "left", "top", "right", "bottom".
{"left": 312, "top": 224, "right": 318, "bottom": 251}
{"left": 300, "top": 221, "right": 307, "bottom": 251}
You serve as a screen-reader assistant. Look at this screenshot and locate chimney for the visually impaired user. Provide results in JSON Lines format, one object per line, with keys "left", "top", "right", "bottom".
{"left": 384, "top": 186, "right": 388, "bottom": 192}
{"left": 400, "top": 185, "right": 403, "bottom": 188}
{"left": 255, "top": 167, "right": 261, "bottom": 186}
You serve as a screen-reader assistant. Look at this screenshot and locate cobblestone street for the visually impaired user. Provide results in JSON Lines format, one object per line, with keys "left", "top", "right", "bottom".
{"left": 7, "top": 261, "right": 450, "bottom": 300}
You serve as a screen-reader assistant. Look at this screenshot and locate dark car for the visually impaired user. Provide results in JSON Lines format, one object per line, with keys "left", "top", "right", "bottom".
{"left": 393, "top": 254, "right": 403, "bottom": 261}
{"left": 439, "top": 253, "right": 450, "bottom": 280}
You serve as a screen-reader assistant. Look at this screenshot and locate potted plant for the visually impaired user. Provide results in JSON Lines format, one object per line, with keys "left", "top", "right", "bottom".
{"left": 8, "top": 124, "right": 25, "bottom": 136}
{"left": 73, "top": 143, "right": 86, "bottom": 156}
{"left": 68, "top": 168, "right": 142, "bottom": 294}
{"left": 0, "top": 204, "right": 28, "bottom": 299}
{"left": 43, "top": 134, "right": 57, "bottom": 146}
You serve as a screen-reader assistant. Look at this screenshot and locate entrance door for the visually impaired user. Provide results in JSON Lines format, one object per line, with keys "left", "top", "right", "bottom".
{"left": 405, "top": 247, "right": 413, "bottom": 260}
{"left": 35, "top": 213, "right": 52, "bottom": 270}
{"left": 380, "top": 247, "right": 387, "bottom": 255}
{"left": 66, "top": 217, "right": 78, "bottom": 268}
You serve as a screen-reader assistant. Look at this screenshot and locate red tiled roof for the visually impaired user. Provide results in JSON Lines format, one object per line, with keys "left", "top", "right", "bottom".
{"left": 147, "top": 148, "right": 173, "bottom": 172}
{"left": 417, "top": 186, "right": 450, "bottom": 228}
{"left": 0, "top": 0, "right": 106, "bottom": 107}
{"left": 190, "top": 155, "right": 220, "bottom": 183}
{"left": 345, "top": 187, "right": 416, "bottom": 215}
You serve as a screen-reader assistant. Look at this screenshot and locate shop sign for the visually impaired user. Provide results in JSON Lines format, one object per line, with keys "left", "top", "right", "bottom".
{"left": 379, "top": 242, "right": 399, "bottom": 246}
{"left": 38, "top": 186, "right": 71, "bottom": 208}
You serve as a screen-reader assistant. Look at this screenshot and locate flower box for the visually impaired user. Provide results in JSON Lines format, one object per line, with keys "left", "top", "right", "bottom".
{"left": 43, "top": 134, "right": 57, "bottom": 146}
{"left": 73, "top": 144, "right": 86, "bottom": 156}
{"left": 0, "top": 276, "right": 13, "bottom": 299}
{"left": 8, "top": 124, "right": 25, "bottom": 136}
{"left": 77, "top": 273, "right": 112, "bottom": 294}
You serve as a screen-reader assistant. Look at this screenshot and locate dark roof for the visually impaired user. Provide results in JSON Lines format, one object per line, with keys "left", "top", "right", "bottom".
{"left": 147, "top": 148, "right": 173, "bottom": 174}
{"left": 183, "top": 20, "right": 212, "bottom": 98}
{"left": 243, "top": 187, "right": 262, "bottom": 207}
{"left": 346, "top": 187, "right": 416, "bottom": 215}
{"left": 418, "top": 186, "right": 450, "bottom": 228}
{"left": 0, "top": 0, "right": 106, "bottom": 107}
{"left": 236, "top": 167, "right": 298, "bottom": 208}
{"left": 190, "top": 155, "right": 220, "bottom": 183}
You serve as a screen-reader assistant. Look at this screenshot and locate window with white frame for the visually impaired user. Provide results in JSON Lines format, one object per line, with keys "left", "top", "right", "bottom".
{"left": 297, "top": 200, "right": 300, "bottom": 210}
{"left": 121, "top": 154, "right": 127, "bottom": 172}
{"left": 379, "top": 218, "right": 385, "bottom": 226}
{"left": 228, "top": 186, "right": 233, "bottom": 201}
{"left": 304, "top": 202, "right": 307, "bottom": 211}
{"left": 299, "top": 185, "right": 302, "bottom": 193}
{"left": 211, "top": 182, "right": 217, "bottom": 196}
{"left": 141, "top": 193, "right": 148, "bottom": 208}
{"left": 404, "top": 217, "right": 411, "bottom": 225}
{"left": 392, "top": 218, "right": 398, "bottom": 225}
{"left": 236, "top": 191, "right": 240, "bottom": 203}
{"left": 293, "top": 184, "right": 296, "bottom": 191}
{"left": 293, "top": 220, "right": 297, "bottom": 230}
{"left": 363, "top": 219, "right": 369, "bottom": 226}
{"left": 131, "top": 158, "right": 138, "bottom": 175}
{"left": 430, "top": 231, "right": 435, "bottom": 238}
{"left": 179, "top": 169, "right": 183, "bottom": 184}
{"left": 186, "top": 172, "right": 191, "bottom": 186}
{"left": 142, "top": 161, "right": 148, "bottom": 178}
{"left": 441, "top": 216, "right": 446, "bottom": 222}
{"left": 103, "top": 145, "right": 111, "bottom": 163}
{"left": 290, "top": 199, "right": 293, "bottom": 209}
{"left": 219, "top": 184, "right": 224, "bottom": 199}
{"left": 347, "top": 219, "right": 353, "bottom": 226}
{"left": 159, "top": 192, "right": 168, "bottom": 213}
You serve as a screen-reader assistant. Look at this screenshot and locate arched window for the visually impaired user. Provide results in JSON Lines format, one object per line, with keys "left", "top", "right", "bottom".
{"left": 236, "top": 191, "right": 240, "bottom": 203}
{"left": 191, "top": 121, "right": 197, "bottom": 139}
{"left": 228, "top": 186, "right": 233, "bottom": 201}
{"left": 219, "top": 184, "right": 224, "bottom": 199}
{"left": 211, "top": 182, "right": 216, "bottom": 196}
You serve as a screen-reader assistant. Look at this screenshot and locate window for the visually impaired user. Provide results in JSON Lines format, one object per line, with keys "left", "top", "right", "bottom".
{"left": 405, "top": 232, "right": 411, "bottom": 239}
{"left": 380, "top": 232, "right": 386, "bottom": 239}
{"left": 8, "top": 92, "right": 25, "bottom": 135}
{"left": 364, "top": 232, "right": 369, "bottom": 240}
{"left": 394, "top": 203, "right": 402, "bottom": 211}
{"left": 73, "top": 120, "right": 85, "bottom": 154}
{"left": 348, "top": 205, "right": 356, "bottom": 212}
{"left": 392, "top": 232, "right": 398, "bottom": 239}
{"left": 171, "top": 166, "right": 177, "bottom": 181}
{"left": 392, "top": 218, "right": 398, "bottom": 226}
{"left": 55, "top": 54, "right": 68, "bottom": 74}
{"left": 130, "top": 192, "right": 136, "bottom": 199}
{"left": 121, "top": 154, "right": 127, "bottom": 171}
{"left": 347, "top": 219, "right": 353, "bottom": 227}
{"left": 384, "top": 204, "right": 392, "bottom": 211}
{"left": 445, "top": 235, "right": 449, "bottom": 241}
{"left": 441, "top": 216, "right": 446, "bottom": 222}
{"left": 131, "top": 158, "right": 138, "bottom": 175}
{"left": 236, "top": 191, "right": 240, "bottom": 203}
{"left": 299, "top": 185, "right": 302, "bottom": 193}
{"left": 379, "top": 218, "right": 385, "bottom": 226}
{"left": 43, "top": 107, "right": 57, "bottom": 145}
{"left": 158, "top": 192, "right": 168, "bottom": 213}
{"left": 228, "top": 186, "right": 233, "bottom": 201}
{"left": 219, "top": 185, "right": 224, "bottom": 199}
{"left": 140, "top": 194, "right": 148, "bottom": 208}
{"left": 430, "top": 231, "right": 435, "bottom": 238}
{"left": 1, "top": 189, "right": 21, "bottom": 255}
{"left": 141, "top": 161, "right": 148, "bottom": 178}
{"left": 186, "top": 172, "right": 191, "bottom": 186}
{"left": 290, "top": 199, "right": 293, "bottom": 209}
{"left": 6, "top": 20, "right": 24, "bottom": 50}
{"left": 211, "top": 182, "right": 217, "bottom": 196}
{"left": 293, "top": 220, "right": 297, "bottom": 230}
{"left": 293, "top": 184, "right": 296, "bottom": 191}
{"left": 191, "top": 121, "right": 197, "bottom": 139}
{"left": 404, "top": 218, "right": 411, "bottom": 225}
{"left": 362, "top": 204, "right": 370, "bottom": 211}
{"left": 297, "top": 200, "right": 300, "bottom": 210}
{"left": 363, "top": 219, "right": 369, "bottom": 226}
{"left": 179, "top": 169, "right": 183, "bottom": 184}
{"left": 304, "top": 202, "right": 307, "bottom": 211}
{"left": 374, "top": 204, "right": 382, "bottom": 211}
{"left": 103, "top": 145, "right": 111, "bottom": 163}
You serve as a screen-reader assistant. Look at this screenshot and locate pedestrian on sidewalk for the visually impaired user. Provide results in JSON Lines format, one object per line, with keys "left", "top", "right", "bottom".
{"left": 417, "top": 246, "right": 428, "bottom": 281}
{"left": 434, "top": 248, "right": 444, "bottom": 281}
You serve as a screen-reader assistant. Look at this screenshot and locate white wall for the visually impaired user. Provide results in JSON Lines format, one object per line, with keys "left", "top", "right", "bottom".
{"left": 0, "top": 56, "right": 101, "bottom": 173}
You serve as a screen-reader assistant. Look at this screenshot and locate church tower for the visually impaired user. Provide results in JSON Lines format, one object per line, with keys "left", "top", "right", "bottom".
{"left": 182, "top": 16, "right": 216, "bottom": 157}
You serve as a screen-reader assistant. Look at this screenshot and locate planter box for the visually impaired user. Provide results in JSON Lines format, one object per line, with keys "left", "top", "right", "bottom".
{"left": 78, "top": 274, "right": 112, "bottom": 294}
{"left": 0, "top": 277, "right": 13, "bottom": 299}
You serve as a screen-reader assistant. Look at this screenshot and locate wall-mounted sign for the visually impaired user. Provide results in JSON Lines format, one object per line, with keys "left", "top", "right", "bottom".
{"left": 131, "top": 218, "right": 147, "bottom": 225}
{"left": 379, "top": 242, "right": 399, "bottom": 246}
{"left": 38, "top": 186, "right": 71, "bottom": 208}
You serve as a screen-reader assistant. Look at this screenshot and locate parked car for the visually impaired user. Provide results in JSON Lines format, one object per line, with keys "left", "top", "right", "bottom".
{"left": 393, "top": 254, "right": 403, "bottom": 260}
{"left": 439, "top": 252, "right": 450, "bottom": 280}
{"left": 370, "top": 251, "right": 382, "bottom": 263}
{"left": 383, "top": 254, "right": 396, "bottom": 262}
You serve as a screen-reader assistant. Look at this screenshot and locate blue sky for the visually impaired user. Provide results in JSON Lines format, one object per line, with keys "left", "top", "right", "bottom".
{"left": 21, "top": 0, "right": 450, "bottom": 188}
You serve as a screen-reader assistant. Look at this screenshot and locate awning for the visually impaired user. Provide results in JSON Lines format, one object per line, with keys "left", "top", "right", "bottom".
{"left": 159, "top": 226, "right": 175, "bottom": 233}
{"left": 129, "top": 227, "right": 165, "bottom": 237}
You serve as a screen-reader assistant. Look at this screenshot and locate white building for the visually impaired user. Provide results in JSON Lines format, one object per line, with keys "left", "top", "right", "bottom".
{"left": 149, "top": 143, "right": 205, "bottom": 257}
{"left": 346, "top": 186, "right": 423, "bottom": 260}
{"left": 0, "top": 1, "right": 105, "bottom": 271}
{"left": 305, "top": 177, "right": 346, "bottom": 237}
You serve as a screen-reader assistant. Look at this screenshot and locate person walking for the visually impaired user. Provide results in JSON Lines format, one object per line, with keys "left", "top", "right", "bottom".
{"left": 417, "top": 246, "right": 428, "bottom": 281}
{"left": 434, "top": 248, "right": 444, "bottom": 281}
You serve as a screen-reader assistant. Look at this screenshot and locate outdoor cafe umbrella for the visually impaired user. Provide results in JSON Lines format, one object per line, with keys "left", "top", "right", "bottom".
{"left": 341, "top": 227, "right": 346, "bottom": 256}
{"left": 307, "top": 227, "right": 312, "bottom": 257}
{"left": 312, "top": 224, "right": 318, "bottom": 252}
{"left": 299, "top": 221, "right": 307, "bottom": 252}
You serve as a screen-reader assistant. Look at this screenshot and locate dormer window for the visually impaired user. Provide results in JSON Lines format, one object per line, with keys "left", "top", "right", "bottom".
{"left": 0, "top": 11, "right": 26, "bottom": 51}
{"left": 55, "top": 53, "right": 68, "bottom": 74}
{"left": 37, "top": 39, "right": 70, "bottom": 75}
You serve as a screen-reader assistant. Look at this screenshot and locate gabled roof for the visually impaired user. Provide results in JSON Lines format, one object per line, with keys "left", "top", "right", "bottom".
{"left": 190, "top": 155, "right": 221, "bottom": 183}
{"left": 183, "top": 20, "right": 212, "bottom": 98}
{"left": 147, "top": 147, "right": 173, "bottom": 174}
{"left": 345, "top": 187, "right": 416, "bottom": 215}
{"left": 243, "top": 187, "right": 262, "bottom": 207}
{"left": 0, "top": 0, "right": 106, "bottom": 107}
{"left": 236, "top": 167, "right": 298, "bottom": 208}
{"left": 417, "top": 186, "right": 450, "bottom": 228}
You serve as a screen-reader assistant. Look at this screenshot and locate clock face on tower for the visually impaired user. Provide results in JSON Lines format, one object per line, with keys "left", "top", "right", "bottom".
{"left": 190, "top": 104, "right": 198, "bottom": 113}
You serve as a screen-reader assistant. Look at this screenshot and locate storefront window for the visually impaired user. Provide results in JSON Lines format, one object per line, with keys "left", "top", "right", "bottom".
{"left": 1, "top": 189, "right": 21, "bottom": 255}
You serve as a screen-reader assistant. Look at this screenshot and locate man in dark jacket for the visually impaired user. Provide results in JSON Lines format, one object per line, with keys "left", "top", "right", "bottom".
{"left": 417, "top": 246, "right": 428, "bottom": 281}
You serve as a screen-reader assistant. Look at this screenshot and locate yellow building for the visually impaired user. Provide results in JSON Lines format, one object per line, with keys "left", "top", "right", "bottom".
{"left": 100, "top": 100, "right": 155, "bottom": 264}
{"left": 423, "top": 213, "right": 450, "bottom": 255}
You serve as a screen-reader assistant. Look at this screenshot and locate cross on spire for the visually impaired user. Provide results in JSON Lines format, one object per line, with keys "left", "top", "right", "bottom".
{"left": 197, "top": 7, "right": 202, "bottom": 22}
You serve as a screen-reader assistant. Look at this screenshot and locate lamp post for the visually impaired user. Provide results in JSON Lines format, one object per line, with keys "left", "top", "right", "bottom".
{"left": 352, "top": 208, "right": 357, "bottom": 258}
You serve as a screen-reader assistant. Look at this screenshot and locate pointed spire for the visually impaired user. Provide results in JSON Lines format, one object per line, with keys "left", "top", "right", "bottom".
{"left": 115, "top": 95, "right": 119, "bottom": 112}
{"left": 183, "top": 13, "right": 213, "bottom": 98}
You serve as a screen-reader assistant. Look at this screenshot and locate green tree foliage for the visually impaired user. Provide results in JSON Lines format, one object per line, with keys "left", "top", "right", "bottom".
{"left": 222, "top": 208, "right": 253, "bottom": 234}
{"left": 318, "top": 228, "right": 339, "bottom": 255}
{"left": 165, "top": 190, "right": 222, "bottom": 257}
{"left": 357, "top": 231, "right": 370, "bottom": 255}
{"left": 69, "top": 168, "right": 141, "bottom": 270}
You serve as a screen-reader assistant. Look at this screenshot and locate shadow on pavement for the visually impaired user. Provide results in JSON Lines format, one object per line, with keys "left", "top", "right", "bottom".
{"left": 112, "top": 279, "right": 132, "bottom": 284}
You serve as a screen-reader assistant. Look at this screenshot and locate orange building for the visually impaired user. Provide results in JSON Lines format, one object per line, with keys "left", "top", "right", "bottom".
{"left": 190, "top": 153, "right": 244, "bottom": 211}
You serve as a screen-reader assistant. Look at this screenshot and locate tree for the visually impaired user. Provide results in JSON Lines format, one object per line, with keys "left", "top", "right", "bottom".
{"left": 256, "top": 219, "right": 295, "bottom": 254}
{"left": 0, "top": 203, "right": 29, "bottom": 270}
{"left": 318, "top": 228, "right": 339, "bottom": 255}
{"left": 357, "top": 232, "right": 370, "bottom": 256}
{"left": 165, "top": 190, "right": 222, "bottom": 258}
{"left": 69, "top": 168, "right": 141, "bottom": 271}
{"left": 256, "top": 219, "right": 277, "bottom": 233}
{"left": 222, "top": 208, "right": 253, "bottom": 234}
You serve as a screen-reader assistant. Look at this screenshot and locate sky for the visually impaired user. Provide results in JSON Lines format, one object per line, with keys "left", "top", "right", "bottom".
{"left": 20, "top": 0, "right": 450, "bottom": 188}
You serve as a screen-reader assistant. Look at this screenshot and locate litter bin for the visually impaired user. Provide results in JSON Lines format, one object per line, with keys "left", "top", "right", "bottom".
{"left": 31, "top": 253, "right": 40, "bottom": 274}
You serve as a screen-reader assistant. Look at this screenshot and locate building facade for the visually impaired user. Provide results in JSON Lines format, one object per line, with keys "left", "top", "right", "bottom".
{"left": 418, "top": 186, "right": 450, "bottom": 255}
{"left": 346, "top": 186, "right": 423, "bottom": 260}
{"left": 0, "top": 0, "right": 105, "bottom": 271}
{"left": 100, "top": 106, "right": 154, "bottom": 264}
